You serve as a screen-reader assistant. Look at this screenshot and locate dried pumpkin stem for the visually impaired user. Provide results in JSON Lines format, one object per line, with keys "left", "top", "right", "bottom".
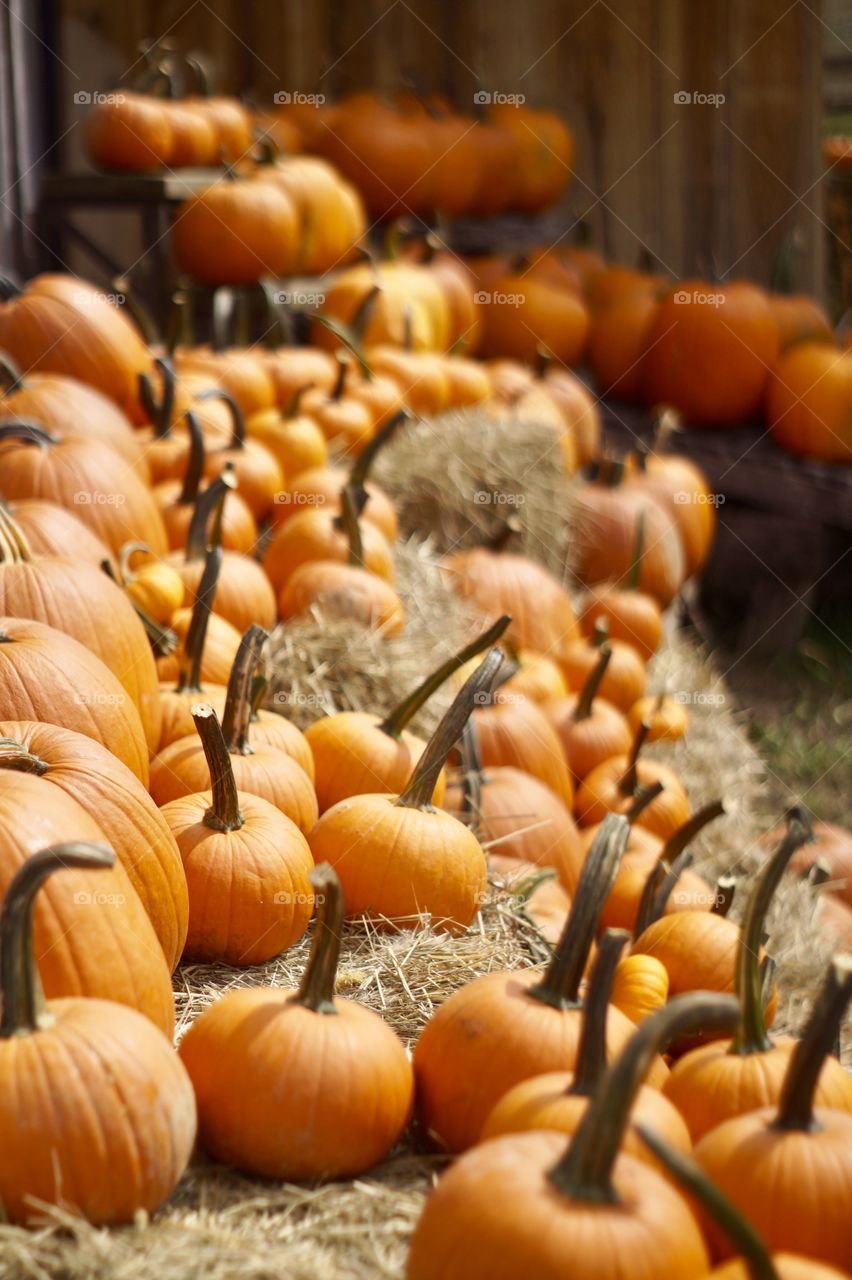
{"left": 635, "top": 1126, "right": 778, "bottom": 1280}
{"left": 178, "top": 410, "right": 206, "bottom": 506}
{"left": 380, "top": 615, "right": 511, "bottom": 738}
{"left": 528, "top": 813, "right": 630, "bottom": 1010}
{"left": 632, "top": 857, "right": 669, "bottom": 939}
{"left": 712, "top": 875, "right": 737, "bottom": 917}
{"left": 0, "top": 737, "right": 49, "bottom": 776}
{"left": 348, "top": 409, "right": 408, "bottom": 492}
{"left": 283, "top": 383, "right": 315, "bottom": 418}
{"left": 774, "top": 954, "right": 852, "bottom": 1132}
{"left": 177, "top": 545, "right": 222, "bottom": 694}
{"left": 732, "top": 808, "right": 811, "bottom": 1056}
{"left": 220, "top": 625, "right": 268, "bottom": 756}
{"left": 0, "top": 421, "right": 58, "bottom": 448}
{"left": 661, "top": 799, "right": 726, "bottom": 864}
{"left": 624, "top": 780, "right": 665, "bottom": 824}
{"left": 339, "top": 484, "right": 364, "bottom": 568}
{"left": 117, "top": 541, "right": 151, "bottom": 588}
{"left": 138, "top": 356, "right": 176, "bottom": 439}
{"left": 570, "top": 929, "right": 630, "bottom": 1097}
{"left": 0, "top": 842, "right": 115, "bottom": 1037}
{"left": 625, "top": 511, "right": 645, "bottom": 592}
{"left": 396, "top": 648, "right": 504, "bottom": 812}
{"left": 184, "top": 468, "right": 236, "bottom": 563}
{"left": 457, "top": 719, "right": 484, "bottom": 826}
{"left": 573, "top": 644, "right": 612, "bottom": 722}
{"left": 550, "top": 992, "right": 739, "bottom": 1202}
{"left": 192, "top": 702, "right": 244, "bottom": 833}
{"left": 618, "top": 720, "right": 649, "bottom": 797}
{"left": 330, "top": 353, "right": 348, "bottom": 402}
{"left": 0, "top": 350, "right": 23, "bottom": 391}
{"left": 292, "top": 864, "right": 344, "bottom": 1015}
{"left": 196, "top": 388, "right": 245, "bottom": 451}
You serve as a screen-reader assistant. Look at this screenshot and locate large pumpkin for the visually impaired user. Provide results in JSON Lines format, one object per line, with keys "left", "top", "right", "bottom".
{"left": 765, "top": 343, "right": 852, "bottom": 463}
{"left": 172, "top": 176, "right": 301, "bottom": 285}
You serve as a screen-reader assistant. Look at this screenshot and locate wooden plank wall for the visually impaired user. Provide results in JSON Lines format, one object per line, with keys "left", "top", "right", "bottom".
{"left": 59, "top": 0, "right": 825, "bottom": 295}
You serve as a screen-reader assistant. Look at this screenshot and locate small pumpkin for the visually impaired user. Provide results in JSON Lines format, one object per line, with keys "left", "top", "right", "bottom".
{"left": 156, "top": 547, "right": 242, "bottom": 690}
{"left": 245, "top": 385, "right": 329, "bottom": 481}
{"left": 0, "top": 843, "right": 195, "bottom": 1224}
{"left": 561, "top": 619, "right": 647, "bottom": 712}
{"left": 628, "top": 692, "right": 688, "bottom": 742}
{"left": 160, "top": 702, "right": 314, "bottom": 965}
{"left": 766, "top": 342, "right": 852, "bottom": 464}
{"left": 579, "top": 577, "right": 663, "bottom": 662}
{"left": 574, "top": 721, "right": 689, "bottom": 837}
{"left": 196, "top": 388, "right": 284, "bottom": 520}
{"left": 611, "top": 952, "right": 670, "bottom": 1024}
{"left": 119, "top": 543, "right": 185, "bottom": 625}
{"left": 179, "top": 863, "right": 414, "bottom": 1179}
{"left": 472, "top": 688, "right": 575, "bottom": 810}
{"left": 545, "top": 644, "right": 633, "bottom": 781}
{"left": 575, "top": 474, "right": 686, "bottom": 608}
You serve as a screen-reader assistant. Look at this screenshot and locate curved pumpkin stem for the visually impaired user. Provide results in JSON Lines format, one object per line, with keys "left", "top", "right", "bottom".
{"left": 220, "top": 624, "right": 268, "bottom": 756}
{"left": 178, "top": 410, "right": 206, "bottom": 507}
{"left": 569, "top": 929, "right": 630, "bottom": 1097}
{"left": 550, "top": 992, "right": 739, "bottom": 1203}
{"left": 0, "top": 421, "right": 58, "bottom": 448}
{"left": 731, "top": 807, "right": 811, "bottom": 1056}
{"left": 348, "top": 408, "right": 408, "bottom": 495}
{"left": 380, "top": 615, "right": 511, "bottom": 739}
{"left": 396, "top": 648, "right": 504, "bottom": 812}
{"left": 0, "top": 842, "right": 115, "bottom": 1037}
{"left": 292, "top": 863, "right": 343, "bottom": 1015}
{"left": 624, "top": 780, "right": 664, "bottom": 825}
{"left": 192, "top": 702, "right": 244, "bottom": 833}
{"left": 184, "top": 468, "right": 236, "bottom": 564}
{"left": 0, "top": 736, "right": 49, "bottom": 776}
{"left": 528, "top": 812, "right": 630, "bottom": 1011}
{"left": 138, "top": 356, "right": 177, "bottom": 440}
{"left": 573, "top": 644, "right": 612, "bottom": 722}
{"left": 774, "top": 954, "right": 852, "bottom": 1133}
{"left": 329, "top": 352, "right": 348, "bottom": 404}
{"left": 283, "top": 383, "right": 315, "bottom": 419}
{"left": 636, "top": 1126, "right": 778, "bottom": 1280}
{"left": 0, "top": 350, "right": 24, "bottom": 392}
{"left": 196, "top": 387, "right": 245, "bottom": 452}
{"left": 177, "top": 545, "right": 222, "bottom": 694}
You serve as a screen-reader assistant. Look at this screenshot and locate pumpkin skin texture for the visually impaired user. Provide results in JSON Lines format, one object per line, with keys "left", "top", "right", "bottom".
{"left": 305, "top": 712, "right": 442, "bottom": 813}
{"left": 574, "top": 482, "right": 686, "bottom": 606}
{"left": 278, "top": 561, "right": 406, "bottom": 635}
{"left": 642, "top": 281, "right": 780, "bottom": 426}
{"left": 545, "top": 689, "right": 632, "bottom": 782}
{"left": 166, "top": 549, "right": 277, "bottom": 636}
{"left": 472, "top": 698, "right": 575, "bottom": 810}
{"left": 84, "top": 90, "right": 174, "bottom": 171}
{"left": 156, "top": 607, "right": 242, "bottom": 689}
{"left": 766, "top": 342, "right": 852, "bottom": 463}
{"left": 574, "top": 755, "right": 689, "bottom": 838}
{"left": 406, "top": 1130, "right": 708, "bottom": 1280}
{"left": 0, "top": 370, "right": 146, "bottom": 473}
{"left": 0, "top": 722, "right": 188, "bottom": 971}
{"left": 6, "top": 499, "right": 115, "bottom": 569}
{"left": 0, "top": 773, "right": 174, "bottom": 1034}
{"left": 172, "top": 179, "right": 301, "bottom": 285}
{"left": 560, "top": 634, "right": 647, "bottom": 714}
{"left": 710, "top": 1255, "right": 848, "bottom": 1280}
{"left": 270, "top": 465, "right": 398, "bottom": 542}
{"left": 0, "top": 616, "right": 150, "bottom": 785}
{"left": 579, "top": 584, "right": 663, "bottom": 661}
{"left": 263, "top": 505, "right": 395, "bottom": 595}
{"left": 157, "top": 682, "right": 313, "bottom": 766}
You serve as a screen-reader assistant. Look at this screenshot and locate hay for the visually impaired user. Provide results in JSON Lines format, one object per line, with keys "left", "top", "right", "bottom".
{"left": 4, "top": 413, "right": 846, "bottom": 1277}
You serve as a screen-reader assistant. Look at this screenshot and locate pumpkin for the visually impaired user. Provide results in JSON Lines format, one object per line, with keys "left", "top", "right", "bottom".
{"left": 0, "top": 355, "right": 146, "bottom": 474}
{"left": 85, "top": 90, "right": 174, "bottom": 171}
{"left": 611, "top": 953, "right": 670, "bottom": 1024}
{"left": 574, "top": 476, "right": 686, "bottom": 607}
{"left": 0, "top": 843, "right": 195, "bottom": 1224}
{"left": 0, "top": 273, "right": 155, "bottom": 422}
{"left": 315, "top": 261, "right": 452, "bottom": 352}
{"left": 264, "top": 489, "right": 395, "bottom": 596}
{"left": 472, "top": 692, "right": 575, "bottom": 809}
{"left": 782, "top": 819, "right": 852, "bottom": 910}
{"left": 662, "top": 813, "right": 852, "bottom": 1142}
{"left": 642, "top": 281, "right": 780, "bottom": 426}
{"left": 160, "top": 703, "right": 314, "bottom": 965}
{"left": 4, "top": 498, "right": 115, "bottom": 569}
{"left": 544, "top": 644, "right": 633, "bottom": 781}
{"left": 179, "top": 863, "right": 413, "bottom": 1178}
{"left": 119, "top": 543, "right": 185, "bottom": 625}
{"left": 0, "top": 422, "right": 168, "bottom": 556}
{"left": 693, "top": 956, "right": 852, "bottom": 1270}
{"left": 574, "top": 722, "right": 689, "bottom": 836}
{"left": 442, "top": 545, "right": 579, "bottom": 663}
{"left": 412, "top": 815, "right": 665, "bottom": 1153}
{"left": 0, "top": 722, "right": 188, "bottom": 971}
{"left": 586, "top": 264, "right": 661, "bottom": 311}
{"left": 769, "top": 294, "right": 832, "bottom": 352}
{"left": 499, "top": 649, "right": 568, "bottom": 704}
{"left": 366, "top": 346, "right": 451, "bottom": 416}
{"left": 158, "top": 603, "right": 242, "bottom": 688}
{"left": 301, "top": 355, "right": 374, "bottom": 459}
{"left": 254, "top": 154, "right": 367, "bottom": 277}
{"left": 579, "top": 580, "right": 663, "bottom": 662}
{"left": 560, "top": 623, "right": 647, "bottom": 713}
{"left": 279, "top": 559, "right": 406, "bottom": 635}
{"left": 270, "top": 462, "right": 398, "bottom": 542}
{"left": 173, "top": 346, "right": 277, "bottom": 419}
{"left": 487, "top": 103, "right": 574, "bottom": 211}
{"left": 0, "top": 615, "right": 149, "bottom": 784}
{"left": 152, "top": 626, "right": 317, "bottom": 834}
{"left": 407, "top": 991, "right": 738, "bottom": 1280}
{"left": 766, "top": 343, "right": 852, "bottom": 463}
{"left": 628, "top": 692, "right": 688, "bottom": 742}
{"left": 587, "top": 289, "right": 661, "bottom": 402}
{"left": 305, "top": 615, "right": 509, "bottom": 812}
{"left": 172, "top": 175, "right": 301, "bottom": 285}
{"left": 0, "top": 770, "right": 174, "bottom": 1032}
{"left": 245, "top": 389, "right": 329, "bottom": 481}
{"left": 0, "top": 505, "right": 162, "bottom": 752}
{"left": 195, "top": 389, "right": 284, "bottom": 520}
{"left": 480, "top": 931, "right": 689, "bottom": 1165}
{"left": 308, "top": 652, "right": 499, "bottom": 933}
{"left": 478, "top": 272, "right": 589, "bottom": 366}
{"left": 263, "top": 347, "right": 338, "bottom": 406}
{"left": 154, "top": 411, "right": 259, "bottom": 554}
{"left": 634, "top": 423, "right": 717, "bottom": 578}
{"left": 539, "top": 364, "right": 602, "bottom": 466}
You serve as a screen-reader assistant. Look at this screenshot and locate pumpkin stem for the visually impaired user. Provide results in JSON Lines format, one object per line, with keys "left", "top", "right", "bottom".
{"left": 396, "top": 648, "right": 504, "bottom": 812}
{"left": 732, "top": 808, "right": 811, "bottom": 1056}
{"left": 283, "top": 383, "right": 315, "bottom": 419}
{"left": 618, "top": 720, "right": 649, "bottom": 797}
{"left": 177, "top": 545, "right": 222, "bottom": 693}
{"left": 165, "top": 292, "right": 190, "bottom": 358}
{"left": 249, "top": 673, "right": 268, "bottom": 721}
{"left": 0, "top": 421, "right": 58, "bottom": 448}
{"left": 0, "top": 350, "right": 23, "bottom": 392}
{"left": 624, "top": 512, "right": 645, "bottom": 592}
{"left": 573, "top": 644, "right": 612, "bottom": 722}
{"left": 117, "top": 541, "right": 150, "bottom": 588}
{"left": 569, "top": 929, "right": 630, "bottom": 1097}
{"left": 0, "top": 842, "right": 115, "bottom": 1038}
{"left": 773, "top": 954, "right": 852, "bottom": 1132}
{"left": 339, "top": 484, "right": 364, "bottom": 568}
{"left": 624, "top": 780, "right": 665, "bottom": 824}
{"left": 635, "top": 1126, "right": 778, "bottom": 1280}
{"left": 139, "top": 356, "right": 176, "bottom": 439}
{"left": 712, "top": 874, "right": 737, "bottom": 917}
{"left": 348, "top": 409, "right": 407, "bottom": 493}
{"left": 549, "top": 992, "right": 739, "bottom": 1202}
{"left": 528, "top": 813, "right": 630, "bottom": 1010}
{"left": 330, "top": 352, "right": 348, "bottom": 403}
{"left": 633, "top": 847, "right": 696, "bottom": 937}
{"left": 196, "top": 388, "right": 245, "bottom": 451}
{"left": 590, "top": 617, "right": 609, "bottom": 648}
{"left": 178, "top": 411, "right": 206, "bottom": 506}
{"left": 659, "top": 799, "right": 726, "bottom": 864}
{"left": 292, "top": 863, "right": 343, "bottom": 1015}
{"left": 350, "top": 285, "right": 381, "bottom": 347}
{"left": 457, "top": 719, "right": 484, "bottom": 826}
{"left": 0, "top": 737, "right": 49, "bottom": 776}
{"left": 220, "top": 625, "right": 267, "bottom": 756}
{"left": 192, "top": 702, "right": 244, "bottom": 833}
{"left": 184, "top": 468, "right": 236, "bottom": 563}
{"left": 380, "top": 615, "right": 511, "bottom": 739}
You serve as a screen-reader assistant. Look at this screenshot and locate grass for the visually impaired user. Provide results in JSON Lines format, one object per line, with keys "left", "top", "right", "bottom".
{"left": 725, "top": 607, "right": 852, "bottom": 828}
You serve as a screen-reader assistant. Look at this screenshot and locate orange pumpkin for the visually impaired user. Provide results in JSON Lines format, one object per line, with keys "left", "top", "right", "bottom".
{"left": 574, "top": 721, "right": 689, "bottom": 837}
{"left": 766, "top": 342, "right": 852, "bottom": 463}
{"left": 172, "top": 175, "right": 301, "bottom": 285}
{"left": 545, "top": 645, "right": 633, "bottom": 782}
